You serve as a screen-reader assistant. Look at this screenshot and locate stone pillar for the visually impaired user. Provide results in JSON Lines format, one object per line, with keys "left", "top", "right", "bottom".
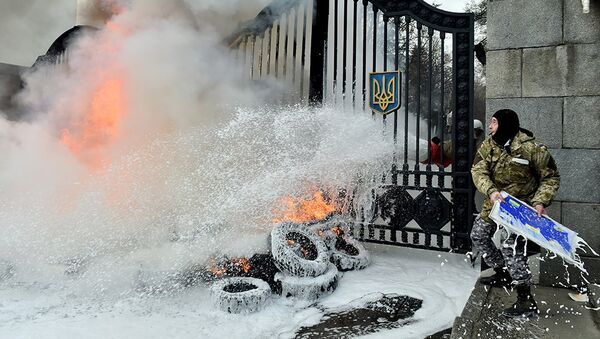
{"left": 486, "top": 0, "right": 600, "bottom": 288}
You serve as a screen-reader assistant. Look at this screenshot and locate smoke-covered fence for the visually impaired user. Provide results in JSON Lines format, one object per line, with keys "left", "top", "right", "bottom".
{"left": 230, "top": 0, "right": 477, "bottom": 253}
{"left": 226, "top": 0, "right": 327, "bottom": 104}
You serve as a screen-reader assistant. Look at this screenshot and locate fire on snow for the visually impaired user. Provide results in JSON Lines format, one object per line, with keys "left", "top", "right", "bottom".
{"left": 272, "top": 191, "right": 338, "bottom": 224}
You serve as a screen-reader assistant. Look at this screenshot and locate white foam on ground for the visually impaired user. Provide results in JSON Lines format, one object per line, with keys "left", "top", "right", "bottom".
{"left": 0, "top": 244, "right": 478, "bottom": 339}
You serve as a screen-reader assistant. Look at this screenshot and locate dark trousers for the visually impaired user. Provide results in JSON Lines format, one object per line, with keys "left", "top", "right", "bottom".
{"left": 470, "top": 215, "right": 532, "bottom": 285}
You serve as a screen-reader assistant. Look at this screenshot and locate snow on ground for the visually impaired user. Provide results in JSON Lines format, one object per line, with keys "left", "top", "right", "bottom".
{"left": 0, "top": 244, "right": 478, "bottom": 339}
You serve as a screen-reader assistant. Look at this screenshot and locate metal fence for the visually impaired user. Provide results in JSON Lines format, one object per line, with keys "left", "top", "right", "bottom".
{"left": 226, "top": 0, "right": 328, "bottom": 104}
{"left": 230, "top": 0, "right": 476, "bottom": 253}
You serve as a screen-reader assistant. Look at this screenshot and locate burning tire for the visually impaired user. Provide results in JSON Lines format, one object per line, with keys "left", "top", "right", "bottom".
{"left": 309, "top": 214, "right": 353, "bottom": 249}
{"left": 210, "top": 277, "right": 271, "bottom": 314}
{"left": 330, "top": 236, "right": 370, "bottom": 271}
{"left": 275, "top": 263, "right": 339, "bottom": 301}
{"left": 271, "top": 222, "right": 329, "bottom": 277}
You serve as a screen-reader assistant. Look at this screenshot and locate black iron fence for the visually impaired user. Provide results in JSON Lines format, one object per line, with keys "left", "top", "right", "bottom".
{"left": 230, "top": 0, "right": 475, "bottom": 253}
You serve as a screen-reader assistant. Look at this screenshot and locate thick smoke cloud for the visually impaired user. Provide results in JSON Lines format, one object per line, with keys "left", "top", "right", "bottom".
{"left": 0, "top": 0, "right": 270, "bottom": 66}
{"left": 0, "top": 0, "right": 397, "bottom": 296}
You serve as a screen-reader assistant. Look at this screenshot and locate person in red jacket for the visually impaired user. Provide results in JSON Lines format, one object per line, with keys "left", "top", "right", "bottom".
{"left": 421, "top": 119, "right": 484, "bottom": 167}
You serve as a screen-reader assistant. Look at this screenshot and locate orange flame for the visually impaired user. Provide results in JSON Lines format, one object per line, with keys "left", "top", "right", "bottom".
{"left": 232, "top": 258, "right": 251, "bottom": 274}
{"left": 208, "top": 266, "right": 227, "bottom": 277}
{"left": 61, "top": 76, "right": 126, "bottom": 169}
{"left": 207, "top": 257, "right": 252, "bottom": 277}
{"left": 207, "top": 258, "right": 227, "bottom": 277}
{"left": 59, "top": 17, "right": 131, "bottom": 170}
{"left": 273, "top": 191, "right": 337, "bottom": 223}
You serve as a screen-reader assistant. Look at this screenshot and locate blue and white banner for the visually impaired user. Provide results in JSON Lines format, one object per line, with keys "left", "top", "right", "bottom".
{"left": 490, "top": 192, "right": 598, "bottom": 273}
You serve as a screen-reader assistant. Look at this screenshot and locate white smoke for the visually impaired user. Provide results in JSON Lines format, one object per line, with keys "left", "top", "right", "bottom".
{"left": 0, "top": 0, "right": 400, "bottom": 295}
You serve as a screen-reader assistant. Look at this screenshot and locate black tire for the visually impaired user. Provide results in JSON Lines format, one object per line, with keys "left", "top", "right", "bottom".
{"left": 271, "top": 222, "right": 329, "bottom": 277}
{"left": 330, "top": 236, "right": 370, "bottom": 271}
{"left": 210, "top": 277, "right": 271, "bottom": 314}
{"left": 308, "top": 214, "right": 353, "bottom": 249}
{"left": 275, "top": 263, "right": 339, "bottom": 301}
{"left": 308, "top": 223, "right": 338, "bottom": 249}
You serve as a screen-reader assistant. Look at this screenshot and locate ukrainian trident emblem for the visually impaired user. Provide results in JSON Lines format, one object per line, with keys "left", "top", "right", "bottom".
{"left": 369, "top": 70, "right": 401, "bottom": 115}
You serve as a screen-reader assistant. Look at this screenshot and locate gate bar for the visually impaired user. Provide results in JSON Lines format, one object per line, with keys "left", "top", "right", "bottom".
{"left": 402, "top": 16, "right": 410, "bottom": 186}
{"left": 352, "top": 0, "right": 358, "bottom": 107}
{"left": 309, "top": 0, "right": 329, "bottom": 103}
{"left": 414, "top": 22, "right": 422, "bottom": 189}
{"left": 426, "top": 27, "right": 433, "bottom": 187}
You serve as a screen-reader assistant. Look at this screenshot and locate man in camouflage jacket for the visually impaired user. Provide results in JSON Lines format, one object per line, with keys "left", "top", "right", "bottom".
{"left": 470, "top": 109, "right": 560, "bottom": 318}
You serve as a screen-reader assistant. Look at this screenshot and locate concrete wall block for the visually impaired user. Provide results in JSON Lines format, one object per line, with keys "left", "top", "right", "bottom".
{"left": 565, "top": 0, "right": 600, "bottom": 44}
{"left": 562, "top": 202, "right": 600, "bottom": 253}
{"left": 565, "top": 43, "right": 600, "bottom": 96}
{"left": 564, "top": 96, "right": 600, "bottom": 149}
{"left": 545, "top": 201, "right": 562, "bottom": 223}
{"left": 522, "top": 46, "right": 566, "bottom": 97}
{"left": 486, "top": 50, "right": 521, "bottom": 98}
{"left": 486, "top": 97, "right": 563, "bottom": 148}
{"left": 551, "top": 149, "right": 600, "bottom": 204}
{"left": 488, "top": 0, "right": 563, "bottom": 50}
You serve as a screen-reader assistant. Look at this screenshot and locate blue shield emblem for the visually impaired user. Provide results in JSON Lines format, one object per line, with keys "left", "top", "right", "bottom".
{"left": 369, "top": 70, "right": 401, "bottom": 115}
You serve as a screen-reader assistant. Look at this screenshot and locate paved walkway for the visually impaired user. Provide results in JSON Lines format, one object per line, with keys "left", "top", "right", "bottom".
{"left": 451, "top": 281, "right": 600, "bottom": 339}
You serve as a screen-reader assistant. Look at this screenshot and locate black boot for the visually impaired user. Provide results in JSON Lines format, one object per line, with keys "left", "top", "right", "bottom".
{"left": 502, "top": 285, "right": 539, "bottom": 318}
{"left": 479, "top": 267, "right": 512, "bottom": 287}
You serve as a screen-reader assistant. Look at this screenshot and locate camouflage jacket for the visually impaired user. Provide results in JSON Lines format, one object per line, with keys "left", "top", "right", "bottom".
{"left": 471, "top": 131, "right": 560, "bottom": 223}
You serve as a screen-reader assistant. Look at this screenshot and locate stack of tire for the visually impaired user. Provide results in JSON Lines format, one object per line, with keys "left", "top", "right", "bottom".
{"left": 271, "top": 222, "right": 340, "bottom": 301}
{"left": 308, "top": 214, "right": 370, "bottom": 272}
{"left": 209, "top": 216, "right": 370, "bottom": 312}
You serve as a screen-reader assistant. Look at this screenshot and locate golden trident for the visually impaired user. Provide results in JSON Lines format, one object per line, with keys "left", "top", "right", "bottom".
{"left": 372, "top": 74, "right": 396, "bottom": 111}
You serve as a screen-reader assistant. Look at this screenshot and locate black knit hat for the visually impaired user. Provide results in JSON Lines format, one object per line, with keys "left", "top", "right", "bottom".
{"left": 492, "top": 109, "right": 520, "bottom": 146}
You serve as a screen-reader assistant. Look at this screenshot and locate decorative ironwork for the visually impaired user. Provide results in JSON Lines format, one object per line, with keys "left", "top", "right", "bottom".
{"left": 369, "top": 71, "right": 402, "bottom": 115}
{"left": 232, "top": 0, "right": 475, "bottom": 253}
{"left": 350, "top": 0, "right": 473, "bottom": 253}
{"left": 450, "top": 29, "right": 475, "bottom": 251}
{"left": 413, "top": 188, "right": 451, "bottom": 233}
{"left": 33, "top": 25, "right": 98, "bottom": 68}
{"left": 375, "top": 186, "right": 415, "bottom": 230}
{"left": 370, "top": 0, "right": 471, "bottom": 31}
